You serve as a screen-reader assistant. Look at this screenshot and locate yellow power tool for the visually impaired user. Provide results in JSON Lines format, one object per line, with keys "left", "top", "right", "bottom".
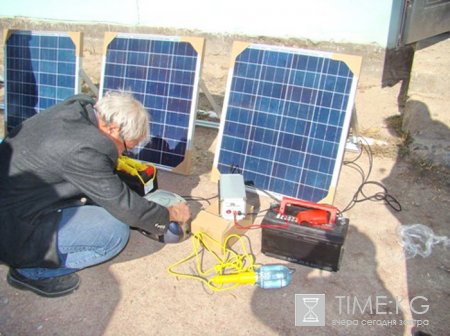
{"left": 116, "top": 156, "right": 157, "bottom": 195}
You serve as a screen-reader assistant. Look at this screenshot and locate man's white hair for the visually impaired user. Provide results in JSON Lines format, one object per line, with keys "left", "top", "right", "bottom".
{"left": 95, "top": 91, "right": 149, "bottom": 142}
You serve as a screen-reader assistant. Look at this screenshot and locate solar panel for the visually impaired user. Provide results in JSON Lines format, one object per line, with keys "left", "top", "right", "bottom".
{"left": 100, "top": 33, "right": 204, "bottom": 175}
{"left": 4, "top": 30, "right": 81, "bottom": 132}
{"left": 212, "top": 42, "right": 362, "bottom": 204}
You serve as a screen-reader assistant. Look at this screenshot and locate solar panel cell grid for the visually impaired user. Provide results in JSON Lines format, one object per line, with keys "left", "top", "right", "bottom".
{"left": 4, "top": 30, "right": 80, "bottom": 132}
{"left": 100, "top": 34, "right": 203, "bottom": 174}
{"left": 213, "top": 43, "right": 361, "bottom": 203}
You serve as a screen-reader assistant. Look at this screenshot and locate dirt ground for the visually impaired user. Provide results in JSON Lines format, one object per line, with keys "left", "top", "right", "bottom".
{"left": 0, "top": 19, "right": 449, "bottom": 336}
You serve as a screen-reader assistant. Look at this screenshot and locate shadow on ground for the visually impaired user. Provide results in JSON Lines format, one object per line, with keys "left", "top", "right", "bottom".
{"left": 251, "top": 225, "right": 407, "bottom": 335}
{"left": 382, "top": 99, "right": 450, "bottom": 336}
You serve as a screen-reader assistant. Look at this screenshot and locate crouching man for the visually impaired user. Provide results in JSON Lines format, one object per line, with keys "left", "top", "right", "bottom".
{"left": 0, "top": 92, "right": 190, "bottom": 297}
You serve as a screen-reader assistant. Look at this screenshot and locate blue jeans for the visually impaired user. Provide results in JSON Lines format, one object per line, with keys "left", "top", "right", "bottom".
{"left": 17, "top": 206, "right": 130, "bottom": 280}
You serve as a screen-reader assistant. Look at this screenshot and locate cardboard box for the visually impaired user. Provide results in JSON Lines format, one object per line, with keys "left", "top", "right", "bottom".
{"left": 191, "top": 200, "right": 254, "bottom": 256}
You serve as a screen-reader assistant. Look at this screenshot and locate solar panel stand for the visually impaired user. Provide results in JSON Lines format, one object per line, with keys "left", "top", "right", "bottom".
{"left": 199, "top": 79, "right": 221, "bottom": 116}
{"left": 345, "top": 105, "right": 361, "bottom": 152}
{"left": 195, "top": 79, "right": 221, "bottom": 129}
{"left": 80, "top": 68, "right": 99, "bottom": 96}
{"left": 350, "top": 105, "right": 359, "bottom": 138}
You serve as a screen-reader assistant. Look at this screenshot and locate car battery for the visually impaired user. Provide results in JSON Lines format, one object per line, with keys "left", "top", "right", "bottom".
{"left": 261, "top": 197, "right": 349, "bottom": 272}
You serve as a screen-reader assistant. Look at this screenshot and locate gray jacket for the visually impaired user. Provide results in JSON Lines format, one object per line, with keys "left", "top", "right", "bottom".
{"left": 0, "top": 95, "right": 169, "bottom": 268}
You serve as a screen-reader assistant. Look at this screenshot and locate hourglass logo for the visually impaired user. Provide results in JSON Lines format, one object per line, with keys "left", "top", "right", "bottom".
{"left": 295, "top": 294, "right": 325, "bottom": 326}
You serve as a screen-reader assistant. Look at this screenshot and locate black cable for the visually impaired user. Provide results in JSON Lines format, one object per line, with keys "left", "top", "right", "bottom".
{"left": 182, "top": 195, "right": 218, "bottom": 206}
{"left": 341, "top": 181, "right": 402, "bottom": 213}
{"left": 244, "top": 180, "right": 281, "bottom": 204}
{"left": 229, "top": 164, "right": 241, "bottom": 174}
{"left": 246, "top": 207, "right": 272, "bottom": 217}
{"left": 343, "top": 142, "right": 364, "bottom": 165}
{"left": 339, "top": 137, "right": 402, "bottom": 214}
{"left": 343, "top": 145, "right": 367, "bottom": 182}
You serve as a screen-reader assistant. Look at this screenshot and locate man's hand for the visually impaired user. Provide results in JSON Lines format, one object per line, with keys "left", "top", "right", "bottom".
{"left": 167, "top": 202, "right": 191, "bottom": 224}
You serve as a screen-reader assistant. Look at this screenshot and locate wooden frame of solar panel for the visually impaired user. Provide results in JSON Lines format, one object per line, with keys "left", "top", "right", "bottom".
{"left": 3, "top": 30, "right": 82, "bottom": 134}
{"left": 212, "top": 42, "right": 362, "bottom": 204}
{"left": 99, "top": 33, "right": 204, "bottom": 175}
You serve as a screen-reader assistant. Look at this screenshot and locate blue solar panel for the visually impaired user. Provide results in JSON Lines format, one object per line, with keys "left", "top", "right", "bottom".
{"left": 100, "top": 33, "right": 204, "bottom": 174}
{"left": 213, "top": 43, "right": 361, "bottom": 203}
{"left": 4, "top": 30, "right": 81, "bottom": 132}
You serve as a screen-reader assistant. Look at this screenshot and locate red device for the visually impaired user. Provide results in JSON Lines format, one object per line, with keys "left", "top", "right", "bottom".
{"left": 279, "top": 196, "right": 337, "bottom": 229}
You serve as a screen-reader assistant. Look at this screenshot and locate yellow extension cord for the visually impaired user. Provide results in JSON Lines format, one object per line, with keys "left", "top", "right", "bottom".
{"left": 166, "top": 232, "right": 260, "bottom": 292}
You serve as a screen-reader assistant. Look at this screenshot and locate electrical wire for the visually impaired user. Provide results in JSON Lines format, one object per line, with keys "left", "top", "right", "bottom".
{"left": 225, "top": 138, "right": 401, "bottom": 219}
{"left": 181, "top": 195, "right": 218, "bottom": 207}
{"left": 233, "top": 209, "right": 289, "bottom": 230}
{"left": 339, "top": 137, "right": 402, "bottom": 214}
{"left": 229, "top": 164, "right": 241, "bottom": 174}
{"left": 245, "top": 207, "right": 272, "bottom": 217}
{"left": 166, "top": 232, "right": 258, "bottom": 292}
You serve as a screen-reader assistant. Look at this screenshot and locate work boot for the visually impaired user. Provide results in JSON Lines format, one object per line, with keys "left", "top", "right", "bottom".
{"left": 7, "top": 268, "right": 80, "bottom": 298}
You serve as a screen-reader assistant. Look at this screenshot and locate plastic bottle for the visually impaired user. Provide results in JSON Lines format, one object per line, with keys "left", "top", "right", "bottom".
{"left": 256, "top": 265, "right": 293, "bottom": 289}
